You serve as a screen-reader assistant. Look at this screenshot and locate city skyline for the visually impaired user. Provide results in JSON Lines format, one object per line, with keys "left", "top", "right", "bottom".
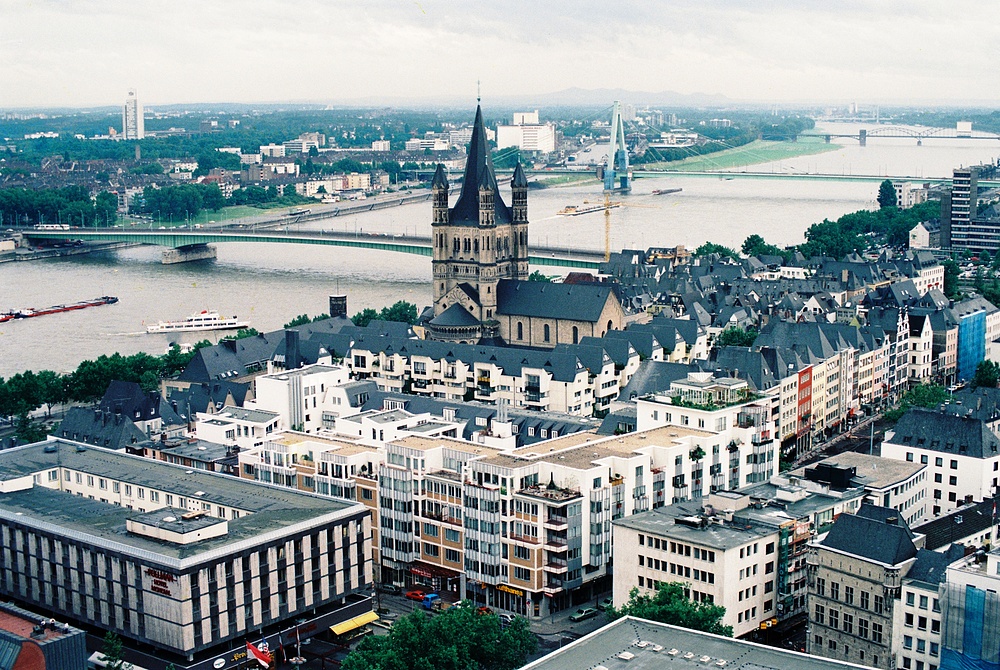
{"left": 2, "top": 0, "right": 999, "bottom": 109}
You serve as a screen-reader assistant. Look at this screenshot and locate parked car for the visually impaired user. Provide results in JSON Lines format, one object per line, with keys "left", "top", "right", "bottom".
{"left": 422, "top": 594, "right": 442, "bottom": 610}
{"left": 379, "top": 583, "right": 401, "bottom": 595}
{"left": 569, "top": 607, "right": 599, "bottom": 622}
{"left": 405, "top": 590, "right": 427, "bottom": 602}
{"left": 498, "top": 613, "right": 516, "bottom": 627}
{"left": 477, "top": 606, "right": 494, "bottom": 615}
{"left": 597, "top": 597, "right": 614, "bottom": 611}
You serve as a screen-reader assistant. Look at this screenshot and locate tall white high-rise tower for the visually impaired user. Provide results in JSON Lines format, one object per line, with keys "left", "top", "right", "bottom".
{"left": 122, "top": 89, "right": 144, "bottom": 140}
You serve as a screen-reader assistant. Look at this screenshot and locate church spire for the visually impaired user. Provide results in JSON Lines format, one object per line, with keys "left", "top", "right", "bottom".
{"left": 449, "top": 105, "right": 509, "bottom": 224}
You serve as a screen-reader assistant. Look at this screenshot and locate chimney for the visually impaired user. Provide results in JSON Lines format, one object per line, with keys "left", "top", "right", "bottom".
{"left": 285, "top": 329, "right": 301, "bottom": 370}
{"left": 329, "top": 294, "right": 348, "bottom": 319}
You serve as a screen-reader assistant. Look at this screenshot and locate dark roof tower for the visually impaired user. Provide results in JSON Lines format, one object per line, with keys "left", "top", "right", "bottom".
{"left": 449, "top": 105, "right": 511, "bottom": 225}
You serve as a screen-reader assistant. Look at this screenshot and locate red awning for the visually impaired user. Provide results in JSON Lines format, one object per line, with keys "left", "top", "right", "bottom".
{"left": 411, "top": 562, "right": 459, "bottom": 579}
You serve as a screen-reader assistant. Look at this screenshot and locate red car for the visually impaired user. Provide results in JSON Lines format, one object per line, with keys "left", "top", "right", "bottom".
{"left": 405, "top": 590, "right": 426, "bottom": 602}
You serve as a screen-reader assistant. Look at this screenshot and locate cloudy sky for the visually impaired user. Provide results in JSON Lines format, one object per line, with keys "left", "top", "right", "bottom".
{"left": 2, "top": 0, "right": 998, "bottom": 108}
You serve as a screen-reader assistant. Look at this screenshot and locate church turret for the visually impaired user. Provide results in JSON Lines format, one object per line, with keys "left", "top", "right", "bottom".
{"left": 511, "top": 162, "right": 529, "bottom": 280}
{"left": 431, "top": 163, "right": 449, "bottom": 223}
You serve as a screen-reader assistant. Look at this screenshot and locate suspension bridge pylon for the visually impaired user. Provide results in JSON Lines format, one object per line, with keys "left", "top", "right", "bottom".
{"left": 604, "top": 100, "right": 631, "bottom": 193}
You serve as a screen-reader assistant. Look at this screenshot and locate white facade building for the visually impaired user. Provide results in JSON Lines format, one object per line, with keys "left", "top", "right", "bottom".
{"left": 122, "top": 89, "right": 144, "bottom": 140}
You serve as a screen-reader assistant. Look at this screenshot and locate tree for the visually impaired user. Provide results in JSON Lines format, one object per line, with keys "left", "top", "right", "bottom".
{"left": 694, "top": 242, "right": 738, "bottom": 259}
{"left": 715, "top": 326, "right": 758, "bottom": 348}
{"left": 284, "top": 314, "right": 312, "bottom": 328}
{"left": 527, "top": 270, "right": 552, "bottom": 282}
{"left": 943, "top": 259, "right": 962, "bottom": 299}
{"left": 884, "top": 384, "right": 949, "bottom": 422}
{"left": 99, "top": 631, "right": 133, "bottom": 670}
{"left": 741, "top": 234, "right": 766, "bottom": 256}
{"left": 878, "top": 179, "right": 897, "bottom": 209}
{"left": 973, "top": 360, "right": 1000, "bottom": 389}
{"left": 351, "top": 308, "right": 380, "bottom": 328}
{"left": 342, "top": 605, "right": 536, "bottom": 670}
{"left": 608, "top": 582, "right": 733, "bottom": 637}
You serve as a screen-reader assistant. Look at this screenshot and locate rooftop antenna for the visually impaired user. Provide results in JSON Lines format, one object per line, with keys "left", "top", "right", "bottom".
{"left": 477, "top": 80, "right": 481, "bottom": 104}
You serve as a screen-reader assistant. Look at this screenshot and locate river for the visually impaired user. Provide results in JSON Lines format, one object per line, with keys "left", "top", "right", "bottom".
{"left": 1, "top": 122, "right": 998, "bottom": 377}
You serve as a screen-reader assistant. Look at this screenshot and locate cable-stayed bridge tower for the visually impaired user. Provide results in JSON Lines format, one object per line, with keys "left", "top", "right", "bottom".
{"left": 604, "top": 100, "right": 631, "bottom": 193}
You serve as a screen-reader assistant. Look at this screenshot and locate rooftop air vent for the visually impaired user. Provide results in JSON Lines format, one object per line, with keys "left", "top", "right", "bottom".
{"left": 616, "top": 652, "right": 635, "bottom": 661}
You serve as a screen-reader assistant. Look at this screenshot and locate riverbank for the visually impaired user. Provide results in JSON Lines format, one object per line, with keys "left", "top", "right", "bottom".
{"left": 642, "top": 137, "right": 839, "bottom": 172}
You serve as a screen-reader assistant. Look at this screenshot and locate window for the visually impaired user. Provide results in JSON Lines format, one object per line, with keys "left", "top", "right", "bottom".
{"left": 918, "top": 616, "right": 927, "bottom": 630}
{"left": 845, "top": 586, "right": 854, "bottom": 605}
{"left": 829, "top": 609, "right": 839, "bottom": 629}
{"left": 905, "top": 612, "right": 914, "bottom": 627}
{"left": 935, "top": 457, "right": 943, "bottom": 467}
{"left": 830, "top": 582, "right": 840, "bottom": 601}
{"left": 859, "top": 618, "right": 869, "bottom": 639}
{"left": 874, "top": 595, "right": 884, "bottom": 614}
{"left": 930, "top": 642, "right": 939, "bottom": 657}
{"left": 814, "top": 605, "right": 825, "bottom": 625}
{"left": 816, "top": 578, "right": 826, "bottom": 597}
{"left": 919, "top": 595, "right": 928, "bottom": 609}
{"left": 543, "top": 324, "right": 550, "bottom": 342}
{"left": 861, "top": 591, "right": 870, "bottom": 610}
{"left": 517, "top": 322, "right": 523, "bottom": 340}
{"left": 950, "top": 459, "right": 958, "bottom": 469}
{"left": 904, "top": 635, "right": 913, "bottom": 650}
{"left": 872, "top": 622, "right": 884, "bottom": 643}
{"left": 907, "top": 591, "right": 915, "bottom": 606}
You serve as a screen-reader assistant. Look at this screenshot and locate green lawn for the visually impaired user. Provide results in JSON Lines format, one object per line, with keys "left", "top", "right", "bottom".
{"left": 642, "top": 138, "right": 839, "bottom": 172}
{"left": 533, "top": 173, "right": 602, "bottom": 187}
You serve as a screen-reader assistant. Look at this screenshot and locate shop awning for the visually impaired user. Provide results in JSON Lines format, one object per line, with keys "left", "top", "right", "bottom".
{"left": 330, "top": 610, "right": 379, "bottom": 636}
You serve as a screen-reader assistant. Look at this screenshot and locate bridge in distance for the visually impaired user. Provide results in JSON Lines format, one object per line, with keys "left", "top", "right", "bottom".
{"left": 20, "top": 227, "right": 607, "bottom": 270}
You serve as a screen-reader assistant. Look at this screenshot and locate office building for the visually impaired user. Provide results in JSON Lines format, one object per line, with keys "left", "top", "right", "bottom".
{"left": 497, "top": 111, "right": 556, "bottom": 153}
{"left": 0, "top": 438, "right": 372, "bottom": 670}
{"left": 122, "top": 89, "right": 144, "bottom": 140}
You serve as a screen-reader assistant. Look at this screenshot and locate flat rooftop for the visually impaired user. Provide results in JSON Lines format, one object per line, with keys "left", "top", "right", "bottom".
{"left": 215, "top": 407, "right": 279, "bottom": 423}
{"left": 0, "top": 439, "right": 363, "bottom": 564}
{"left": 787, "top": 451, "right": 925, "bottom": 490}
{"left": 476, "top": 425, "right": 711, "bottom": 470}
{"left": 390, "top": 435, "right": 504, "bottom": 457}
{"left": 613, "top": 500, "right": 772, "bottom": 551}
{"left": 522, "top": 617, "right": 873, "bottom": 670}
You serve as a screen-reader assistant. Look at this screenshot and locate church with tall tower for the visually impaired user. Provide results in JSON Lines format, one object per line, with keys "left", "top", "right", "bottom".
{"left": 426, "top": 105, "right": 530, "bottom": 343}
{"left": 424, "top": 105, "right": 629, "bottom": 347}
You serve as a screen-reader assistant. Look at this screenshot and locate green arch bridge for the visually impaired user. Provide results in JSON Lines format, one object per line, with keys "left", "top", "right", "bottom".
{"left": 21, "top": 227, "right": 605, "bottom": 270}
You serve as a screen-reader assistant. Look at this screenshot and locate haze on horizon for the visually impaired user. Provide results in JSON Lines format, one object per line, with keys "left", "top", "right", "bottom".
{"left": 2, "top": 0, "right": 998, "bottom": 110}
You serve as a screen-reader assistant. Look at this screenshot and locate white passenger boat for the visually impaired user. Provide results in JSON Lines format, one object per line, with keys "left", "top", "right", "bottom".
{"left": 146, "top": 310, "right": 249, "bottom": 333}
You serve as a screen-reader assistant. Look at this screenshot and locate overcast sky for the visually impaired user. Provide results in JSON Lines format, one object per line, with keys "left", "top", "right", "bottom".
{"left": 2, "top": 0, "right": 998, "bottom": 109}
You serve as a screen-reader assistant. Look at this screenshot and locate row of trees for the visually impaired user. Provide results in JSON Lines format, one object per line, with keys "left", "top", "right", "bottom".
{"left": 352, "top": 300, "right": 419, "bottom": 327}
{"left": 0, "top": 186, "right": 118, "bottom": 227}
{"left": 0, "top": 344, "right": 207, "bottom": 436}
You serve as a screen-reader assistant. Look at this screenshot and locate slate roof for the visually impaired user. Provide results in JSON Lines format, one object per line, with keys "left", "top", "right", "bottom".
{"left": 429, "top": 303, "right": 481, "bottom": 327}
{"left": 906, "top": 545, "right": 966, "bottom": 586}
{"left": 913, "top": 498, "right": 999, "bottom": 551}
{"left": 820, "top": 503, "right": 918, "bottom": 565}
{"left": 99, "top": 380, "right": 160, "bottom": 421}
{"left": 496, "top": 279, "right": 616, "bottom": 322}
{"left": 357, "top": 391, "right": 598, "bottom": 447}
{"left": 618, "top": 360, "right": 696, "bottom": 400}
{"left": 449, "top": 105, "right": 512, "bottom": 225}
{"left": 888, "top": 408, "right": 1000, "bottom": 459}
{"left": 56, "top": 407, "right": 151, "bottom": 450}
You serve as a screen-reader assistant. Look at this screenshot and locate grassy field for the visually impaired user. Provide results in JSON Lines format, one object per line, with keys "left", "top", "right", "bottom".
{"left": 532, "top": 173, "right": 602, "bottom": 188}
{"left": 642, "top": 137, "right": 839, "bottom": 172}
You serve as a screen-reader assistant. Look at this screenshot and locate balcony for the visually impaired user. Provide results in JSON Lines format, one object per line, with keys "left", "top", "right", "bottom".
{"left": 543, "top": 515, "right": 569, "bottom": 531}
{"left": 545, "top": 556, "right": 569, "bottom": 573}
{"left": 544, "top": 535, "right": 568, "bottom": 551}
{"left": 509, "top": 532, "right": 540, "bottom": 546}
{"left": 543, "top": 581, "right": 564, "bottom": 595}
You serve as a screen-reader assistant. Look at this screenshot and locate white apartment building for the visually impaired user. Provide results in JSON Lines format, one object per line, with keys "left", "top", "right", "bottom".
{"left": 881, "top": 409, "right": 1000, "bottom": 516}
{"left": 251, "top": 364, "right": 350, "bottom": 434}
{"left": 194, "top": 407, "right": 282, "bottom": 451}
{"left": 497, "top": 111, "right": 556, "bottom": 153}
{"left": 260, "top": 143, "right": 285, "bottom": 158}
{"left": 612, "top": 495, "right": 779, "bottom": 638}
{"left": 371, "top": 140, "right": 391, "bottom": 152}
